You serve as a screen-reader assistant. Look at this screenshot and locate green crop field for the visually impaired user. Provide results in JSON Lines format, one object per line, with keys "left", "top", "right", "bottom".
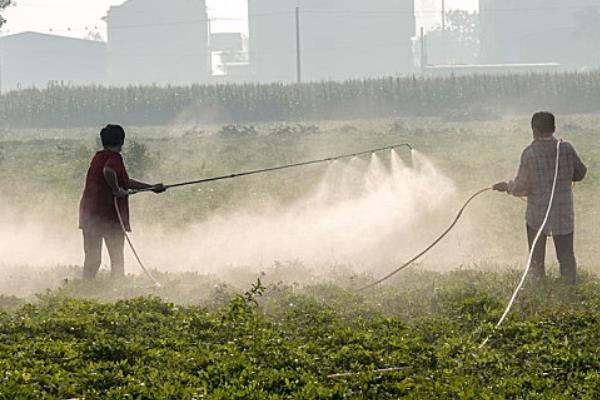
{"left": 1, "top": 112, "right": 600, "bottom": 398}
{"left": 3, "top": 272, "right": 600, "bottom": 398}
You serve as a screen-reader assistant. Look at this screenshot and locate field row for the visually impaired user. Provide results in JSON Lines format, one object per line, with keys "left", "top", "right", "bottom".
{"left": 3, "top": 72, "right": 600, "bottom": 127}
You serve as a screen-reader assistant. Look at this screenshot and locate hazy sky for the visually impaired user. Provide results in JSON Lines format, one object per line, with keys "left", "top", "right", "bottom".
{"left": 1, "top": 0, "right": 477, "bottom": 39}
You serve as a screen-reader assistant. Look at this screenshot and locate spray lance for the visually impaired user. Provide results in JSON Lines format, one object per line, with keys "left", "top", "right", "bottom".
{"left": 127, "top": 143, "right": 414, "bottom": 195}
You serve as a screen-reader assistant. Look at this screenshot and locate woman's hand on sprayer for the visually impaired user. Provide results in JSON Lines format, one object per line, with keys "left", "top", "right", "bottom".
{"left": 151, "top": 184, "right": 166, "bottom": 194}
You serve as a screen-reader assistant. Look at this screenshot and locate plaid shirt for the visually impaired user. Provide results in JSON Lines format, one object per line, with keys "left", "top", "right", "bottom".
{"left": 509, "top": 136, "right": 587, "bottom": 236}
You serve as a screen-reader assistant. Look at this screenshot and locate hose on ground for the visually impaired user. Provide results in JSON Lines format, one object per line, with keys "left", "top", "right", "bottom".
{"left": 358, "top": 187, "right": 492, "bottom": 292}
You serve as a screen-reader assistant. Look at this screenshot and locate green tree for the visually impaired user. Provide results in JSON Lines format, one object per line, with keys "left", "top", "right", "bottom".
{"left": 0, "top": 0, "right": 10, "bottom": 28}
{"left": 426, "top": 10, "right": 480, "bottom": 65}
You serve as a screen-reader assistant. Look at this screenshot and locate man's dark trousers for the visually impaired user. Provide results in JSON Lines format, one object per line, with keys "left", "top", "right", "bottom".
{"left": 82, "top": 223, "right": 125, "bottom": 279}
{"left": 527, "top": 224, "right": 577, "bottom": 284}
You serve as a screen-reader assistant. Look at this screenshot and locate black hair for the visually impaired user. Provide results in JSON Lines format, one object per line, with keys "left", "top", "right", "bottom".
{"left": 100, "top": 124, "right": 126, "bottom": 147}
{"left": 531, "top": 112, "right": 556, "bottom": 136}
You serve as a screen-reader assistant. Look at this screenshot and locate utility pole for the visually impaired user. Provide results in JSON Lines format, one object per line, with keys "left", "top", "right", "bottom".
{"left": 420, "top": 26, "right": 426, "bottom": 75}
{"left": 441, "top": 0, "right": 446, "bottom": 31}
{"left": 295, "top": 6, "right": 302, "bottom": 84}
{"left": 208, "top": 18, "right": 213, "bottom": 76}
{"left": 441, "top": 0, "right": 447, "bottom": 65}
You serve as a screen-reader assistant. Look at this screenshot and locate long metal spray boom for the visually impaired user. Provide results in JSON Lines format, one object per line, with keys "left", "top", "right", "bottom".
{"left": 130, "top": 143, "right": 413, "bottom": 194}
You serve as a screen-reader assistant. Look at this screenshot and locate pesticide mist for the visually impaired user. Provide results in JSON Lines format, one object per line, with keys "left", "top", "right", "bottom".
{"left": 135, "top": 150, "right": 459, "bottom": 275}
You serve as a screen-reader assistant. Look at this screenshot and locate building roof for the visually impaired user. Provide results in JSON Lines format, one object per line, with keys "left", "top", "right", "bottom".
{"left": 109, "top": 0, "right": 206, "bottom": 13}
{"left": 0, "top": 31, "right": 106, "bottom": 46}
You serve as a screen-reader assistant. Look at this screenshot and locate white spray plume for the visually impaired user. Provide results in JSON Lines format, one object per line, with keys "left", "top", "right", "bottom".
{"left": 135, "top": 149, "right": 458, "bottom": 273}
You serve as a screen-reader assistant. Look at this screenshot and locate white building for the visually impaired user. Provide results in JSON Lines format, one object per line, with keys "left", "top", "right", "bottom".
{"left": 106, "top": 0, "right": 210, "bottom": 86}
{"left": 248, "top": 0, "right": 415, "bottom": 83}
{"left": 480, "top": 0, "right": 600, "bottom": 68}
{"left": 0, "top": 32, "right": 106, "bottom": 93}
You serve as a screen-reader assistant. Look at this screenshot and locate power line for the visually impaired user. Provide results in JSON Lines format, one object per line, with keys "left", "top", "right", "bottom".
{"left": 4, "top": 4, "right": 596, "bottom": 37}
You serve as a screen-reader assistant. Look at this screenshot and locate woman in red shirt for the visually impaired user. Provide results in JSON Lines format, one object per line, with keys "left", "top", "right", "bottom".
{"left": 79, "top": 125, "right": 165, "bottom": 280}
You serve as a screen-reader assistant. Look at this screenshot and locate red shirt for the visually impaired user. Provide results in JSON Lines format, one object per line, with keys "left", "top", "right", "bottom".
{"left": 79, "top": 149, "right": 131, "bottom": 231}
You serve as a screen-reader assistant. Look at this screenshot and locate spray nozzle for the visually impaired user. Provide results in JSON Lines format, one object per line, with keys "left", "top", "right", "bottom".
{"left": 390, "top": 143, "right": 413, "bottom": 152}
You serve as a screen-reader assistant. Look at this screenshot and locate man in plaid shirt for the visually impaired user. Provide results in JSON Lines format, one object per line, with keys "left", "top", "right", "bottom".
{"left": 494, "top": 112, "right": 587, "bottom": 284}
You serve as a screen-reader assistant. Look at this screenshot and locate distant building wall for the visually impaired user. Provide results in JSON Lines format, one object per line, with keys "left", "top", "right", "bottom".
{"left": 210, "top": 32, "right": 249, "bottom": 78}
{"left": 0, "top": 32, "right": 106, "bottom": 93}
{"left": 416, "top": 0, "right": 441, "bottom": 32}
{"left": 480, "top": 0, "right": 600, "bottom": 68}
{"left": 106, "top": 0, "right": 209, "bottom": 86}
{"left": 210, "top": 32, "right": 244, "bottom": 53}
{"left": 248, "top": 0, "right": 415, "bottom": 83}
{"left": 248, "top": 0, "right": 296, "bottom": 82}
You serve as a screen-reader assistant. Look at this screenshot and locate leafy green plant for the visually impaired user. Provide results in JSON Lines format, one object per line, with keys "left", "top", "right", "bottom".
{"left": 223, "top": 277, "right": 265, "bottom": 322}
{"left": 217, "top": 124, "right": 258, "bottom": 137}
{"left": 270, "top": 124, "right": 320, "bottom": 136}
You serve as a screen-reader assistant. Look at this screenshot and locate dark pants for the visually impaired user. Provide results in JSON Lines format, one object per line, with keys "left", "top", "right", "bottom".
{"left": 82, "top": 224, "right": 125, "bottom": 280}
{"left": 527, "top": 224, "right": 577, "bottom": 284}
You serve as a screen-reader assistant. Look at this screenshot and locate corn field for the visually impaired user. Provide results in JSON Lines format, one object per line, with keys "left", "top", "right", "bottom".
{"left": 1, "top": 71, "right": 600, "bottom": 128}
